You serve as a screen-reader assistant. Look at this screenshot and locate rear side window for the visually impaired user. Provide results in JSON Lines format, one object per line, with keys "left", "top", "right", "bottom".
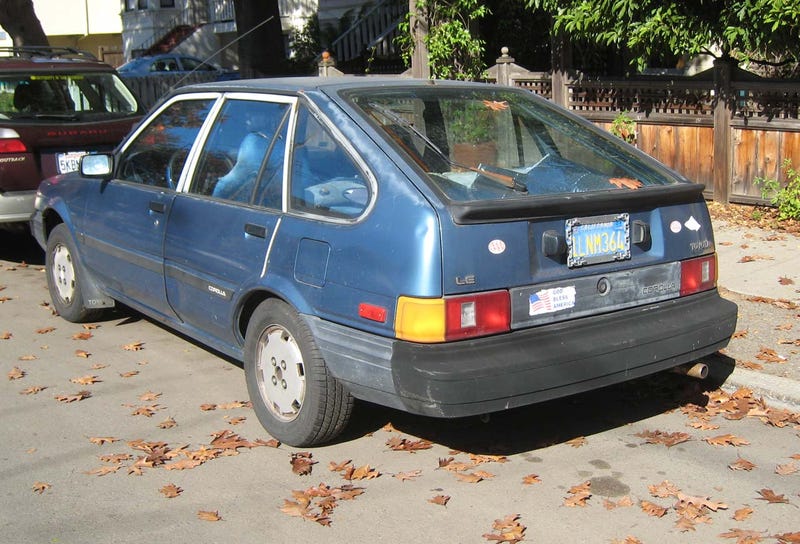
{"left": 0, "top": 73, "right": 139, "bottom": 118}
{"left": 190, "top": 98, "right": 290, "bottom": 206}
{"left": 289, "top": 105, "right": 369, "bottom": 219}
{"left": 116, "top": 98, "right": 213, "bottom": 188}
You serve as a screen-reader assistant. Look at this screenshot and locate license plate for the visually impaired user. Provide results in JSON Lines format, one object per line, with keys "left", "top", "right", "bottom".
{"left": 57, "top": 151, "right": 88, "bottom": 174}
{"left": 566, "top": 213, "right": 630, "bottom": 267}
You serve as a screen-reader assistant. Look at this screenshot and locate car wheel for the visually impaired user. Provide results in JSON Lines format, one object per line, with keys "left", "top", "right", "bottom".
{"left": 244, "top": 299, "right": 353, "bottom": 447}
{"left": 46, "top": 223, "right": 102, "bottom": 323}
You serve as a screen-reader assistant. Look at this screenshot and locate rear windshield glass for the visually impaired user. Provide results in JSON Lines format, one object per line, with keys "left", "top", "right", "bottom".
{"left": 346, "top": 86, "right": 680, "bottom": 201}
{"left": 0, "top": 73, "right": 139, "bottom": 121}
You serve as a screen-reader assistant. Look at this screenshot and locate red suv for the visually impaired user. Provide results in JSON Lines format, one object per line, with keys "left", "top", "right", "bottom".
{"left": 0, "top": 46, "right": 143, "bottom": 229}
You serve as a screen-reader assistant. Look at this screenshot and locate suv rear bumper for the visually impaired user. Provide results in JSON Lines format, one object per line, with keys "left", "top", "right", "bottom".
{"left": 306, "top": 289, "right": 738, "bottom": 418}
{"left": 0, "top": 190, "right": 35, "bottom": 224}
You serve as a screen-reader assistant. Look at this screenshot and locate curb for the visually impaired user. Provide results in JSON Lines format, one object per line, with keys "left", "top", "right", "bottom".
{"left": 720, "top": 366, "right": 800, "bottom": 413}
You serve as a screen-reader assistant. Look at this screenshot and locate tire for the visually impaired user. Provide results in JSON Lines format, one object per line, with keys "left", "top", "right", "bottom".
{"left": 244, "top": 299, "right": 353, "bottom": 447}
{"left": 45, "top": 223, "right": 103, "bottom": 323}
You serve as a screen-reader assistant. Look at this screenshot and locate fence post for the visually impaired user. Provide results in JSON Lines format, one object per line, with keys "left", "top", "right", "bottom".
{"left": 494, "top": 47, "right": 514, "bottom": 86}
{"left": 318, "top": 51, "right": 344, "bottom": 77}
{"left": 712, "top": 58, "right": 733, "bottom": 203}
{"left": 550, "top": 30, "right": 571, "bottom": 109}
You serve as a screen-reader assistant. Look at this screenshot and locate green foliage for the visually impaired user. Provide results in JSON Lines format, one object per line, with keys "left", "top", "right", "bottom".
{"left": 444, "top": 101, "right": 496, "bottom": 143}
{"left": 287, "top": 15, "right": 322, "bottom": 74}
{"left": 526, "top": 0, "right": 800, "bottom": 72}
{"left": 398, "top": 0, "right": 489, "bottom": 80}
{"left": 755, "top": 159, "right": 800, "bottom": 220}
{"left": 609, "top": 111, "right": 636, "bottom": 144}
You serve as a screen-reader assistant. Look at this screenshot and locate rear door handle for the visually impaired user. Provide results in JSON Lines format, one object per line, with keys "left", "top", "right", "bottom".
{"left": 244, "top": 223, "right": 267, "bottom": 238}
{"left": 149, "top": 201, "right": 166, "bottom": 213}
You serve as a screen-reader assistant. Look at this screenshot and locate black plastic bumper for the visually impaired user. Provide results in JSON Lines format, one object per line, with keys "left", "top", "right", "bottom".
{"left": 389, "top": 290, "right": 737, "bottom": 417}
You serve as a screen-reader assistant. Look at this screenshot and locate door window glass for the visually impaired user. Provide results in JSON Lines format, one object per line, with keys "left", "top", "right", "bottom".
{"left": 190, "top": 99, "right": 290, "bottom": 205}
{"left": 116, "top": 98, "right": 213, "bottom": 188}
{"left": 290, "top": 106, "right": 369, "bottom": 218}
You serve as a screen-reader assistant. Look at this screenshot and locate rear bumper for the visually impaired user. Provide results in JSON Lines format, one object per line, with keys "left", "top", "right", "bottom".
{"left": 308, "top": 289, "right": 737, "bottom": 418}
{"left": 0, "top": 190, "right": 35, "bottom": 224}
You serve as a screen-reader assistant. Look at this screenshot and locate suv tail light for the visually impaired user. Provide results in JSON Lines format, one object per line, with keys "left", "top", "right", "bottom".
{"left": 0, "top": 128, "right": 27, "bottom": 153}
{"left": 395, "top": 291, "right": 510, "bottom": 343}
{"left": 680, "top": 254, "right": 717, "bottom": 296}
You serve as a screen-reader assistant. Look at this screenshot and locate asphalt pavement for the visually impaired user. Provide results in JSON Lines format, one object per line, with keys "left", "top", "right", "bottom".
{"left": 711, "top": 215, "right": 800, "bottom": 411}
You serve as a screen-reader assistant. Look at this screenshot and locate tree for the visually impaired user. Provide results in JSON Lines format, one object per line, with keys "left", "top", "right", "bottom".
{"left": 398, "top": 0, "right": 489, "bottom": 80}
{"left": 0, "top": 0, "right": 49, "bottom": 47}
{"left": 526, "top": 0, "right": 800, "bottom": 73}
{"left": 233, "top": 0, "right": 286, "bottom": 78}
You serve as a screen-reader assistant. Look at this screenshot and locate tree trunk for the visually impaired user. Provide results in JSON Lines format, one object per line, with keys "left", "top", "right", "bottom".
{"left": 0, "top": 0, "right": 49, "bottom": 47}
{"left": 233, "top": 0, "right": 285, "bottom": 78}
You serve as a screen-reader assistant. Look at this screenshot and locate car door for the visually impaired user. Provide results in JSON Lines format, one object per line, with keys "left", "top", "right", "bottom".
{"left": 164, "top": 95, "right": 293, "bottom": 348}
{"left": 81, "top": 96, "right": 216, "bottom": 319}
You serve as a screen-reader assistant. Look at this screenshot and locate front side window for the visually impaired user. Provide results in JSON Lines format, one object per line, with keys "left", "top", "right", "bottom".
{"left": 190, "top": 98, "right": 290, "bottom": 205}
{"left": 1, "top": 73, "right": 139, "bottom": 119}
{"left": 116, "top": 98, "right": 213, "bottom": 188}
{"left": 289, "top": 105, "right": 369, "bottom": 219}
{"left": 347, "top": 87, "right": 680, "bottom": 202}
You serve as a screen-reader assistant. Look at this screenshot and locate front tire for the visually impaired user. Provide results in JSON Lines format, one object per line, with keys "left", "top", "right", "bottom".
{"left": 45, "top": 223, "right": 102, "bottom": 323}
{"left": 244, "top": 299, "right": 353, "bottom": 447}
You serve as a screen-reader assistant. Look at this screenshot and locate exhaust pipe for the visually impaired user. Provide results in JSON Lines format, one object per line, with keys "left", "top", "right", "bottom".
{"left": 672, "top": 362, "right": 709, "bottom": 379}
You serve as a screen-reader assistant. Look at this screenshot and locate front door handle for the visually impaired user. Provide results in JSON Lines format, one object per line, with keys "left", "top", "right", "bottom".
{"left": 149, "top": 201, "right": 166, "bottom": 214}
{"left": 244, "top": 223, "right": 267, "bottom": 238}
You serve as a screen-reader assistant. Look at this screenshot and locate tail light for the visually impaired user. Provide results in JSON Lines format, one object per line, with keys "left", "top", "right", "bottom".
{"left": 395, "top": 290, "right": 510, "bottom": 343}
{"left": 680, "top": 254, "right": 717, "bottom": 296}
{"left": 0, "top": 128, "right": 27, "bottom": 153}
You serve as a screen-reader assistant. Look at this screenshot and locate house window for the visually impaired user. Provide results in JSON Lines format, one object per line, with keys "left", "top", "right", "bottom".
{"left": 160, "top": 0, "right": 175, "bottom": 7}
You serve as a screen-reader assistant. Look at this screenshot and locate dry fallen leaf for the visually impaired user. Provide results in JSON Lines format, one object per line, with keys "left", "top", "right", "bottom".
{"left": 159, "top": 483, "right": 183, "bottom": 498}
{"left": 778, "top": 276, "right": 795, "bottom": 285}
{"left": 55, "top": 390, "right": 91, "bottom": 403}
{"left": 635, "top": 429, "right": 691, "bottom": 447}
{"left": 428, "top": 494, "right": 450, "bottom": 506}
{"left": 729, "top": 457, "right": 756, "bottom": 471}
{"left": 70, "top": 375, "right": 101, "bottom": 385}
{"left": 343, "top": 464, "right": 381, "bottom": 481}
{"left": 483, "top": 514, "right": 526, "bottom": 544}
{"left": 163, "top": 458, "right": 203, "bottom": 471}
{"left": 197, "top": 510, "right": 222, "bottom": 522}
{"left": 386, "top": 436, "right": 433, "bottom": 452}
{"left": 718, "top": 528, "right": 766, "bottom": 542}
{"left": 775, "top": 462, "right": 798, "bottom": 475}
{"left": 648, "top": 480, "right": 681, "bottom": 498}
{"left": 455, "top": 472, "right": 485, "bottom": 483}
{"left": 1, "top": 331, "right": 12, "bottom": 340}
{"left": 200, "top": 403, "right": 217, "bottom": 411}
{"left": 36, "top": 327, "right": 56, "bottom": 334}
{"left": 72, "top": 331, "right": 92, "bottom": 340}
{"left": 122, "top": 342, "right": 145, "bottom": 351}
{"left": 18, "top": 354, "right": 37, "bottom": 361}
{"left": 756, "top": 488, "right": 789, "bottom": 504}
{"left": 158, "top": 417, "right": 177, "bottom": 429}
{"left": 756, "top": 347, "right": 787, "bottom": 363}
{"left": 85, "top": 465, "right": 121, "bottom": 476}
{"left": 640, "top": 500, "right": 669, "bottom": 517}
{"left": 89, "top": 436, "right": 119, "bottom": 445}
{"left": 393, "top": 470, "right": 422, "bottom": 481}
{"left": 8, "top": 366, "right": 25, "bottom": 380}
{"left": 119, "top": 370, "right": 139, "bottom": 378}
{"left": 732, "top": 507, "right": 754, "bottom": 521}
{"left": 20, "top": 385, "right": 46, "bottom": 395}
{"left": 705, "top": 434, "right": 751, "bottom": 447}
{"left": 564, "top": 481, "right": 591, "bottom": 507}
{"left": 566, "top": 436, "right": 587, "bottom": 448}
{"left": 522, "top": 474, "right": 541, "bottom": 485}
{"left": 290, "top": 452, "right": 317, "bottom": 475}
{"left": 32, "top": 482, "right": 51, "bottom": 494}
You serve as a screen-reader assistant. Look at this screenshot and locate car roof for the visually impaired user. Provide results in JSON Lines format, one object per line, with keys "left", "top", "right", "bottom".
{"left": 173, "top": 76, "right": 502, "bottom": 97}
{"left": 0, "top": 46, "right": 118, "bottom": 72}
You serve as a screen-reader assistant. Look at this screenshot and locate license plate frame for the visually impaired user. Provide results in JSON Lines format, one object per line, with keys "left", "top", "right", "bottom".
{"left": 566, "top": 213, "right": 630, "bottom": 268}
{"left": 57, "top": 151, "right": 88, "bottom": 174}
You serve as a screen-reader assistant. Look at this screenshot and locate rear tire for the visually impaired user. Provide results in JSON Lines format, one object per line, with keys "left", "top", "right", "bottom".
{"left": 244, "top": 299, "right": 353, "bottom": 447}
{"left": 45, "top": 223, "right": 103, "bottom": 323}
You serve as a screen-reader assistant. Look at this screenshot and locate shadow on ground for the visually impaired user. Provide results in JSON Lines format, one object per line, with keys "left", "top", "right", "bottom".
{"left": 0, "top": 228, "right": 45, "bottom": 266}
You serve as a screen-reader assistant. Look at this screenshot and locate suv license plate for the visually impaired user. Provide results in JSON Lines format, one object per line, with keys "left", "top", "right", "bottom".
{"left": 566, "top": 213, "right": 630, "bottom": 268}
{"left": 57, "top": 151, "right": 88, "bottom": 174}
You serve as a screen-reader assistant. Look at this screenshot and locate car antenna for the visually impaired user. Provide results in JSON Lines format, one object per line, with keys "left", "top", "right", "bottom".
{"left": 169, "top": 15, "right": 275, "bottom": 91}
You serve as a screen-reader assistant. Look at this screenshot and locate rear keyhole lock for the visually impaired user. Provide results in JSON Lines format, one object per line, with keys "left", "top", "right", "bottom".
{"left": 597, "top": 277, "right": 611, "bottom": 296}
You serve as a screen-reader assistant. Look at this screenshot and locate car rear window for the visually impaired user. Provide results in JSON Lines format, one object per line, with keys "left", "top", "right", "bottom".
{"left": 0, "top": 73, "right": 139, "bottom": 120}
{"left": 346, "top": 87, "right": 680, "bottom": 202}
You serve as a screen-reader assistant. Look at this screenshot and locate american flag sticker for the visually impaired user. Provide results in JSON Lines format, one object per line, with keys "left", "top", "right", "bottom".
{"left": 529, "top": 286, "right": 576, "bottom": 316}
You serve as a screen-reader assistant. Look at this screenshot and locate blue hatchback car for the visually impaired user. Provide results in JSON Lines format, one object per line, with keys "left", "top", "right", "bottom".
{"left": 31, "top": 77, "right": 738, "bottom": 446}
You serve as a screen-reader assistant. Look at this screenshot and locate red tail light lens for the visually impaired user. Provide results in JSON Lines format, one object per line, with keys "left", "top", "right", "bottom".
{"left": 444, "top": 290, "right": 510, "bottom": 341}
{"left": 0, "top": 138, "right": 27, "bottom": 153}
{"left": 680, "top": 254, "right": 717, "bottom": 296}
